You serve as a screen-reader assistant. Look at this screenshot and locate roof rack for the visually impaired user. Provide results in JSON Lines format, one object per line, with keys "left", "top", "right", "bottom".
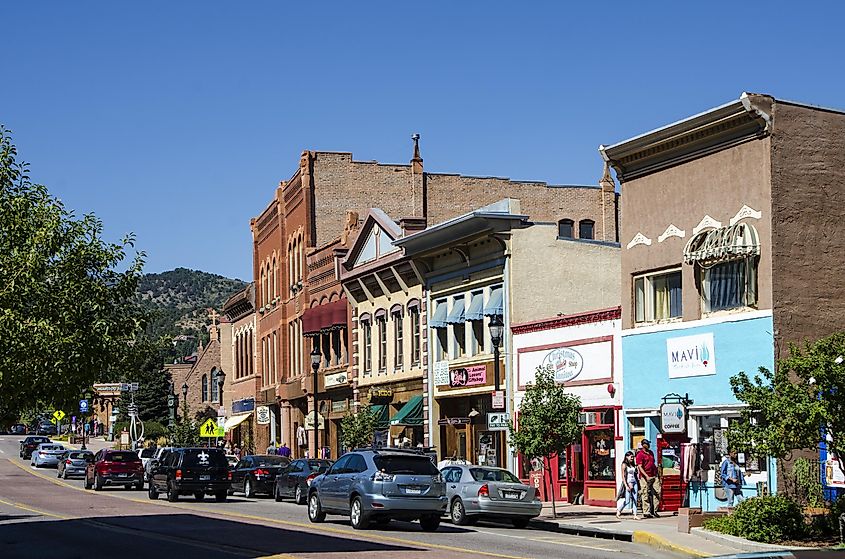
{"left": 350, "top": 446, "right": 430, "bottom": 455}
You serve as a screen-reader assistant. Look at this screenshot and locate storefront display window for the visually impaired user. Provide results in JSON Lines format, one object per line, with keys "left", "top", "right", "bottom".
{"left": 587, "top": 429, "right": 614, "bottom": 481}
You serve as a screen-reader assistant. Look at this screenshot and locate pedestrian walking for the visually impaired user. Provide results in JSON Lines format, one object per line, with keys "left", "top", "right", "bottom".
{"left": 720, "top": 450, "right": 745, "bottom": 507}
{"left": 266, "top": 442, "right": 276, "bottom": 455}
{"left": 277, "top": 443, "right": 291, "bottom": 458}
{"left": 636, "top": 439, "right": 661, "bottom": 517}
{"left": 616, "top": 451, "right": 640, "bottom": 519}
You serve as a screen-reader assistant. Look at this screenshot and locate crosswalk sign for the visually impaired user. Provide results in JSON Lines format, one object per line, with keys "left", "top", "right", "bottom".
{"left": 199, "top": 418, "right": 224, "bottom": 438}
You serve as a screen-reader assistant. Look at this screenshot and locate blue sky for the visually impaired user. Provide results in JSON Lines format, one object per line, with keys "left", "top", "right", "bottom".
{"left": 3, "top": 1, "right": 843, "bottom": 281}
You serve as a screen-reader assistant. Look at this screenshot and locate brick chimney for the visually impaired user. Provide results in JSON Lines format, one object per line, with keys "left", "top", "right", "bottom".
{"left": 410, "top": 133, "right": 425, "bottom": 218}
{"left": 599, "top": 162, "right": 617, "bottom": 242}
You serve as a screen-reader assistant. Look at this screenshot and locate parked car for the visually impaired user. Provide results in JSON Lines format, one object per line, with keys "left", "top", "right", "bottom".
{"left": 84, "top": 449, "right": 144, "bottom": 491}
{"left": 226, "top": 454, "right": 239, "bottom": 469}
{"left": 35, "top": 421, "right": 57, "bottom": 436}
{"left": 19, "top": 436, "right": 51, "bottom": 459}
{"left": 148, "top": 447, "right": 230, "bottom": 502}
{"left": 440, "top": 464, "right": 541, "bottom": 528}
{"left": 274, "top": 459, "right": 332, "bottom": 504}
{"left": 57, "top": 450, "right": 94, "bottom": 479}
{"left": 307, "top": 448, "right": 446, "bottom": 531}
{"left": 11, "top": 424, "right": 27, "bottom": 435}
{"left": 138, "top": 447, "right": 157, "bottom": 470}
{"left": 144, "top": 447, "right": 174, "bottom": 482}
{"left": 230, "top": 454, "right": 290, "bottom": 498}
{"left": 31, "top": 443, "right": 66, "bottom": 467}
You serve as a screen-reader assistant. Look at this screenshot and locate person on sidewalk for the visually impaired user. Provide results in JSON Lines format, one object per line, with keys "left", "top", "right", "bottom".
{"left": 636, "top": 439, "right": 661, "bottom": 518}
{"left": 720, "top": 450, "right": 745, "bottom": 507}
{"left": 616, "top": 451, "right": 640, "bottom": 519}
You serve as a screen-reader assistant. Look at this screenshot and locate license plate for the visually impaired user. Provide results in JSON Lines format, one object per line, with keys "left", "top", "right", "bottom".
{"left": 404, "top": 487, "right": 421, "bottom": 495}
{"left": 118, "top": 473, "right": 128, "bottom": 477}
{"left": 200, "top": 475, "right": 210, "bottom": 481}
{"left": 503, "top": 491, "right": 521, "bottom": 500}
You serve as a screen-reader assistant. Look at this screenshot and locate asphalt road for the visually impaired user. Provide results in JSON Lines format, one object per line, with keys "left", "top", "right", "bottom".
{"left": 0, "top": 436, "right": 678, "bottom": 559}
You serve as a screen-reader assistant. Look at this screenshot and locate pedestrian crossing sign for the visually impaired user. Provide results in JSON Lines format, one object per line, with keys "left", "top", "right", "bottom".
{"left": 199, "top": 418, "right": 224, "bottom": 437}
{"left": 53, "top": 410, "right": 66, "bottom": 421}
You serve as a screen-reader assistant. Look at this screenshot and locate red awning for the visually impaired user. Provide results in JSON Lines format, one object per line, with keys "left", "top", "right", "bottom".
{"left": 302, "top": 305, "right": 326, "bottom": 335}
{"left": 325, "top": 298, "right": 348, "bottom": 328}
{"left": 302, "top": 299, "right": 348, "bottom": 336}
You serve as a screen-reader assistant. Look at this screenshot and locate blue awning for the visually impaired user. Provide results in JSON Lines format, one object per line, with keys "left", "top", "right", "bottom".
{"left": 445, "top": 297, "right": 465, "bottom": 324}
{"left": 483, "top": 287, "right": 504, "bottom": 317}
{"left": 429, "top": 300, "right": 448, "bottom": 328}
{"left": 465, "top": 292, "right": 484, "bottom": 321}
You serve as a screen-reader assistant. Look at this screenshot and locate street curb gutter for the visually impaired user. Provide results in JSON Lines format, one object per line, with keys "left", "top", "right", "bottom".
{"left": 691, "top": 528, "right": 812, "bottom": 553}
{"left": 530, "top": 519, "right": 633, "bottom": 541}
{"left": 632, "top": 530, "right": 707, "bottom": 558}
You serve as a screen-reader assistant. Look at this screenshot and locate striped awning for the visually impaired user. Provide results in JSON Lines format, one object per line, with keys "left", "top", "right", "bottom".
{"left": 683, "top": 223, "right": 760, "bottom": 264}
{"left": 429, "top": 300, "right": 448, "bottom": 328}
{"left": 465, "top": 292, "right": 484, "bottom": 321}
{"left": 445, "top": 297, "right": 466, "bottom": 325}
{"left": 483, "top": 287, "right": 504, "bottom": 317}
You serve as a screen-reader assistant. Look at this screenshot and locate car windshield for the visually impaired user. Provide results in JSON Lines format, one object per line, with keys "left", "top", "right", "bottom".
{"left": 373, "top": 455, "right": 439, "bottom": 476}
{"left": 139, "top": 448, "right": 155, "bottom": 458}
{"left": 469, "top": 468, "right": 521, "bottom": 483}
{"left": 182, "top": 449, "right": 227, "bottom": 468}
{"left": 106, "top": 452, "right": 139, "bottom": 462}
{"left": 252, "top": 456, "right": 288, "bottom": 467}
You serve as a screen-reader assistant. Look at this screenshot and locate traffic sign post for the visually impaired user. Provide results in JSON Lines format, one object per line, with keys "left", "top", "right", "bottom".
{"left": 79, "top": 400, "right": 89, "bottom": 413}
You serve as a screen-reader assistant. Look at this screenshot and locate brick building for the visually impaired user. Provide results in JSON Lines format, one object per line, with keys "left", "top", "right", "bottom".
{"left": 221, "top": 283, "right": 258, "bottom": 452}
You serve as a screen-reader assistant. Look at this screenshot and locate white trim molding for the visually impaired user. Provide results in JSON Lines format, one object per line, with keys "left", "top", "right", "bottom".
{"left": 658, "top": 224, "right": 686, "bottom": 243}
{"left": 729, "top": 204, "right": 762, "bottom": 226}
{"left": 692, "top": 215, "right": 723, "bottom": 235}
{"left": 626, "top": 232, "right": 653, "bottom": 250}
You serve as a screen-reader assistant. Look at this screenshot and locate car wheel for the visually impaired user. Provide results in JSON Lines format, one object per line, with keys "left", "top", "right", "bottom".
{"left": 194, "top": 492, "right": 205, "bottom": 501}
{"left": 227, "top": 488, "right": 234, "bottom": 496}
{"left": 308, "top": 492, "right": 326, "bottom": 523}
{"left": 274, "top": 485, "right": 283, "bottom": 502}
{"left": 215, "top": 491, "right": 227, "bottom": 503}
{"left": 420, "top": 514, "right": 441, "bottom": 532}
{"left": 167, "top": 482, "right": 179, "bottom": 502}
{"left": 511, "top": 517, "right": 530, "bottom": 529}
{"left": 350, "top": 496, "right": 370, "bottom": 530}
{"left": 450, "top": 498, "right": 470, "bottom": 526}
{"left": 148, "top": 484, "right": 159, "bottom": 500}
{"left": 295, "top": 485, "right": 305, "bottom": 505}
{"left": 244, "top": 477, "right": 255, "bottom": 498}
{"left": 94, "top": 474, "right": 104, "bottom": 491}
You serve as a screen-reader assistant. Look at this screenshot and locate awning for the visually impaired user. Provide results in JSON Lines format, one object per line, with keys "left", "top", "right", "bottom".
{"left": 302, "top": 306, "right": 325, "bottom": 336}
{"left": 483, "top": 287, "right": 504, "bottom": 317}
{"left": 223, "top": 413, "right": 251, "bottom": 432}
{"left": 389, "top": 395, "right": 424, "bottom": 426}
{"left": 445, "top": 297, "right": 465, "bottom": 324}
{"left": 303, "top": 299, "right": 349, "bottom": 336}
{"left": 683, "top": 223, "right": 760, "bottom": 264}
{"left": 370, "top": 404, "right": 390, "bottom": 429}
{"left": 429, "top": 300, "right": 448, "bottom": 328}
{"left": 465, "top": 292, "right": 484, "bottom": 321}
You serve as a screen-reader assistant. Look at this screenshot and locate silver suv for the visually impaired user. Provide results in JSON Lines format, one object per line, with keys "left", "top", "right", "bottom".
{"left": 307, "top": 448, "right": 447, "bottom": 531}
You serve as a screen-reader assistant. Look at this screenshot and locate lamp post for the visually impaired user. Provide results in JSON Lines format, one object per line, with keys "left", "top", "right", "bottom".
{"left": 489, "top": 314, "right": 504, "bottom": 409}
{"left": 310, "top": 345, "right": 322, "bottom": 459}
{"left": 167, "top": 382, "right": 177, "bottom": 429}
{"left": 214, "top": 370, "right": 226, "bottom": 404}
{"left": 181, "top": 382, "right": 189, "bottom": 424}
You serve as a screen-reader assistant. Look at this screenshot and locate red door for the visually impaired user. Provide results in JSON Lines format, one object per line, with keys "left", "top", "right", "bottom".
{"left": 657, "top": 434, "right": 689, "bottom": 512}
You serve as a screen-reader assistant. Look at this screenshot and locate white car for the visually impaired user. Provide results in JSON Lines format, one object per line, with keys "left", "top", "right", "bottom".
{"left": 31, "top": 443, "right": 66, "bottom": 468}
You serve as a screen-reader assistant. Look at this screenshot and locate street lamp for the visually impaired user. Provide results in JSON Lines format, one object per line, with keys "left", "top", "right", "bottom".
{"left": 167, "top": 382, "right": 177, "bottom": 429}
{"left": 310, "top": 345, "right": 322, "bottom": 459}
{"left": 489, "top": 314, "right": 504, "bottom": 394}
{"left": 214, "top": 370, "right": 226, "bottom": 404}
{"left": 181, "top": 382, "right": 189, "bottom": 424}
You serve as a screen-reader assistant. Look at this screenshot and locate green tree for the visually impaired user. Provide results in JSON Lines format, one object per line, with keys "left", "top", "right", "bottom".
{"left": 0, "top": 126, "right": 145, "bottom": 416}
{"left": 340, "top": 405, "right": 378, "bottom": 450}
{"left": 728, "top": 332, "right": 845, "bottom": 478}
{"left": 110, "top": 337, "right": 173, "bottom": 425}
{"left": 508, "top": 365, "right": 582, "bottom": 517}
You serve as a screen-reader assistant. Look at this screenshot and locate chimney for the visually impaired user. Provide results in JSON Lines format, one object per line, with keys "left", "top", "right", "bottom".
{"left": 410, "top": 133, "right": 425, "bottom": 218}
{"left": 599, "top": 162, "right": 617, "bottom": 242}
{"left": 399, "top": 217, "right": 427, "bottom": 236}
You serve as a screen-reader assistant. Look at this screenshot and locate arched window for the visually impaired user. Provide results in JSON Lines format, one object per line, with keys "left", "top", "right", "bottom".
{"left": 579, "top": 219, "right": 595, "bottom": 240}
{"left": 272, "top": 256, "right": 278, "bottom": 299}
{"left": 558, "top": 219, "right": 574, "bottom": 239}
{"left": 210, "top": 368, "right": 219, "bottom": 402}
{"left": 201, "top": 374, "right": 208, "bottom": 402}
{"left": 259, "top": 267, "right": 265, "bottom": 306}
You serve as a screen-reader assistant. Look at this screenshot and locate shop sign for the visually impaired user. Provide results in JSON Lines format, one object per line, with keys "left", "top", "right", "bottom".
{"left": 438, "top": 417, "right": 471, "bottom": 426}
{"left": 660, "top": 402, "right": 687, "bottom": 434}
{"left": 666, "top": 333, "right": 716, "bottom": 378}
{"left": 331, "top": 399, "right": 347, "bottom": 413}
{"left": 256, "top": 405, "right": 271, "bottom": 425}
{"left": 232, "top": 397, "right": 255, "bottom": 414}
{"left": 487, "top": 412, "right": 509, "bottom": 431}
{"left": 324, "top": 371, "right": 348, "bottom": 388}
{"left": 433, "top": 361, "right": 450, "bottom": 386}
{"left": 304, "top": 412, "right": 326, "bottom": 430}
{"left": 541, "top": 347, "right": 584, "bottom": 383}
{"left": 449, "top": 364, "right": 486, "bottom": 388}
{"left": 826, "top": 454, "right": 845, "bottom": 488}
{"left": 370, "top": 388, "right": 393, "bottom": 399}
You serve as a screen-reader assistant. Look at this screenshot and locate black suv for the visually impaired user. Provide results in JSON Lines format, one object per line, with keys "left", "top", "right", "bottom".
{"left": 148, "top": 447, "right": 230, "bottom": 502}
{"left": 19, "top": 436, "right": 51, "bottom": 459}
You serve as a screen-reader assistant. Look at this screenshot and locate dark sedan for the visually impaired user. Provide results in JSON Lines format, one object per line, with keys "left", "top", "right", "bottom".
{"left": 230, "top": 455, "right": 289, "bottom": 498}
{"left": 274, "top": 459, "right": 332, "bottom": 504}
{"left": 19, "top": 436, "right": 51, "bottom": 459}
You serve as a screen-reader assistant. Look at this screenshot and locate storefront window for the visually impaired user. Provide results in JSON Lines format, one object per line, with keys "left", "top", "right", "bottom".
{"left": 587, "top": 429, "right": 615, "bottom": 481}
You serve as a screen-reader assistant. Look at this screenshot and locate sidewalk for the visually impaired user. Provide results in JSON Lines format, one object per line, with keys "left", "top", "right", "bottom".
{"left": 531, "top": 502, "right": 782, "bottom": 557}
{"left": 61, "top": 436, "right": 113, "bottom": 453}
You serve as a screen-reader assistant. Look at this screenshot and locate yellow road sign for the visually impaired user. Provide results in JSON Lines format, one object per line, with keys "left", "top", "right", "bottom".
{"left": 199, "top": 418, "right": 224, "bottom": 438}
{"left": 50, "top": 417, "right": 57, "bottom": 424}
{"left": 53, "top": 410, "right": 66, "bottom": 421}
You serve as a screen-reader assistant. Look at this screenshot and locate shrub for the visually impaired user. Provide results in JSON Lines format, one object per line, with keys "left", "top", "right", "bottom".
{"left": 112, "top": 420, "right": 169, "bottom": 442}
{"left": 712, "top": 496, "right": 805, "bottom": 543}
{"left": 703, "top": 514, "right": 738, "bottom": 536}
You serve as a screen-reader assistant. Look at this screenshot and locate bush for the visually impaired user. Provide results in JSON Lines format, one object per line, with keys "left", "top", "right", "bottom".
{"left": 705, "top": 496, "right": 805, "bottom": 543}
{"left": 112, "top": 420, "right": 169, "bottom": 442}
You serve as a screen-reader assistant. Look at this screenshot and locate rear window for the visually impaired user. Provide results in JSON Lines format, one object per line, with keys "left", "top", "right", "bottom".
{"left": 308, "top": 460, "right": 331, "bottom": 472}
{"left": 373, "top": 455, "right": 439, "bottom": 476}
{"left": 70, "top": 452, "right": 91, "bottom": 460}
{"left": 139, "top": 448, "right": 155, "bottom": 458}
{"left": 106, "top": 452, "right": 140, "bottom": 463}
{"left": 30, "top": 437, "right": 49, "bottom": 443}
{"left": 253, "top": 456, "right": 288, "bottom": 467}
{"left": 469, "top": 468, "right": 521, "bottom": 483}
{"left": 181, "top": 449, "right": 228, "bottom": 468}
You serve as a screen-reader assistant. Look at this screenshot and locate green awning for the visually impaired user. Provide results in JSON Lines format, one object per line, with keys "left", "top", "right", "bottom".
{"left": 389, "top": 395, "right": 424, "bottom": 427}
{"left": 370, "top": 404, "right": 390, "bottom": 429}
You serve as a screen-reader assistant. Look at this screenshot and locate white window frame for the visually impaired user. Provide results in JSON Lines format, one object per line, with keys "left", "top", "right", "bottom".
{"left": 633, "top": 268, "right": 682, "bottom": 325}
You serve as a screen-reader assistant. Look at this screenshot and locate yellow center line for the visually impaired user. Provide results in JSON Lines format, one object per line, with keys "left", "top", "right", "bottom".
{"left": 5, "top": 458, "right": 535, "bottom": 559}
{"left": 0, "top": 496, "right": 70, "bottom": 519}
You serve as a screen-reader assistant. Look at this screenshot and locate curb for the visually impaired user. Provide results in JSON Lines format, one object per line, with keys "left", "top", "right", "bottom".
{"left": 632, "top": 530, "right": 708, "bottom": 558}
{"left": 530, "top": 518, "right": 633, "bottom": 541}
{"left": 691, "top": 528, "right": 812, "bottom": 552}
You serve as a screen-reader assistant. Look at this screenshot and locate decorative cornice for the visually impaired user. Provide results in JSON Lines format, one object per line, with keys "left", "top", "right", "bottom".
{"left": 626, "top": 232, "right": 652, "bottom": 249}
{"left": 729, "top": 204, "right": 762, "bottom": 225}
{"left": 692, "top": 215, "right": 722, "bottom": 235}
{"left": 511, "top": 307, "right": 621, "bottom": 335}
{"left": 658, "top": 224, "right": 686, "bottom": 243}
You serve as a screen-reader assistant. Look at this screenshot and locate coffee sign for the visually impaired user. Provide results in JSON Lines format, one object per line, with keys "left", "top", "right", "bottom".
{"left": 660, "top": 402, "right": 687, "bottom": 434}
{"left": 542, "top": 347, "right": 584, "bottom": 383}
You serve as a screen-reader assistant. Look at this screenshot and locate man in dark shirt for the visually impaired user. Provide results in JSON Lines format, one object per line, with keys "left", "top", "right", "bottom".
{"left": 636, "top": 439, "right": 661, "bottom": 517}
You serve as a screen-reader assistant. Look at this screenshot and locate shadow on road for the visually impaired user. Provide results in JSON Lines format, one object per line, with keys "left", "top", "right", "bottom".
{"left": 0, "top": 513, "right": 419, "bottom": 558}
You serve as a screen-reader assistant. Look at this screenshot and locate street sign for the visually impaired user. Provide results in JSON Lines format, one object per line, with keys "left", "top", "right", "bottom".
{"left": 79, "top": 400, "right": 89, "bottom": 413}
{"left": 52, "top": 410, "right": 66, "bottom": 421}
{"left": 487, "top": 412, "right": 509, "bottom": 431}
{"left": 492, "top": 390, "right": 505, "bottom": 410}
{"left": 50, "top": 417, "right": 57, "bottom": 425}
{"left": 199, "top": 418, "right": 224, "bottom": 437}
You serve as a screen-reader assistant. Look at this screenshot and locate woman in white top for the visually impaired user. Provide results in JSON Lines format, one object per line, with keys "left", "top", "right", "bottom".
{"left": 616, "top": 451, "right": 640, "bottom": 519}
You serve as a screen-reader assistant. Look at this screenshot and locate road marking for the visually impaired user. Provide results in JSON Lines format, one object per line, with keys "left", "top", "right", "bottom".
{"left": 0, "top": 496, "right": 70, "bottom": 519}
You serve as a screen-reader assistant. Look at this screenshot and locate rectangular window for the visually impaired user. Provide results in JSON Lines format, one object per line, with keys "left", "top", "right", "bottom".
{"left": 579, "top": 220, "right": 595, "bottom": 240}
{"left": 436, "top": 327, "right": 448, "bottom": 362}
{"left": 362, "top": 321, "right": 372, "bottom": 374}
{"left": 321, "top": 332, "right": 331, "bottom": 368}
{"left": 331, "top": 329, "right": 341, "bottom": 366}
{"left": 410, "top": 306, "right": 421, "bottom": 365}
{"left": 453, "top": 323, "right": 466, "bottom": 358}
{"left": 628, "top": 417, "right": 645, "bottom": 450}
{"left": 471, "top": 320, "right": 484, "bottom": 355}
{"left": 633, "top": 269, "right": 682, "bottom": 324}
{"left": 701, "top": 258, "right": 757, "bottom": 313}
{"left": 393, "top": 311, "right": 403, "bottom": 370}
{"left": 378, "top": 317, "right": 387, "bottom": 372}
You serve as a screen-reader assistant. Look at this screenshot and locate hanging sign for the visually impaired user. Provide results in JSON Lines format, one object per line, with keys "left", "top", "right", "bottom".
{"left": 256, "top": 406, "right": 271, "bottom": 425}
{"left": 660, "top": 402, "right": 687, "bottom": 434}
{"left": 324, "top": 372, "right": 348, "bottom": 388}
